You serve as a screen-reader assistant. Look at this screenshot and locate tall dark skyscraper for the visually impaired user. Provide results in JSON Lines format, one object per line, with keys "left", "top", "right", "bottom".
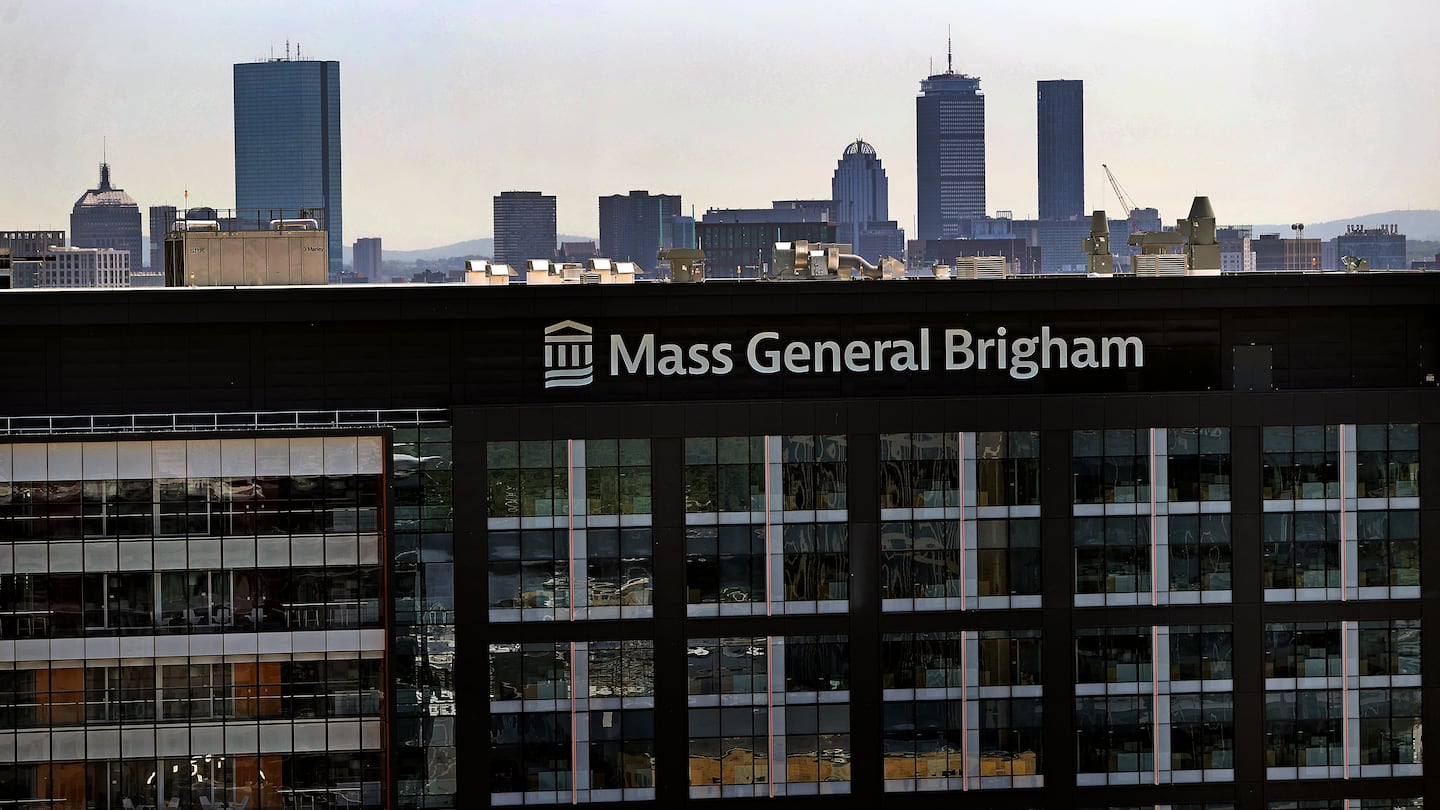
{"left": 1037, "top": 79, "right": 1085, "bottom": 221}
{"left": 148, "top": 205, "right": 176, "bottom": 271}
{"left": 70, "top": 162, "right": 143, "bottom": 265}
{"left": 233, "top": 56, "right": 343, "bottom": 276}
{"left": 916, "top": 44, "right": 985, "bottom": 240}
{"left": 832, "top": 140, "right": 888, "bottom": 245}
{"left": 493, "top": 191, "right": 556, "bottom": 269}
{"left": 598, "top": 190, "right": 681, "bottom": 275}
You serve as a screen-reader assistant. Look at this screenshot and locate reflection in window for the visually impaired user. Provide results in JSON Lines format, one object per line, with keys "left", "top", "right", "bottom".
{"left": 1358, "top": 688, "right": 1422, "bottom": 766}
{"left": 485, "top": 440, "right": 568, "bottom": 518}
{"left": 1171, "top": 693, "right": 1234, "bottom": 771}
{"left": 1169, "top": 514, "right": 1232, "bottom": 592}
{"left": 1264, "top": 690, "right": 1343, "bottom": 767}
{"left": 1073, "top": 429, "right": 1150, "bottom": 504}
{"left": 782, "top": 703, "right": 851, "bottom": 784}
{"left": 587, "top": 528, "right": 653, "bottom": 608}
{"left": 685, "top": 526, "right": 764, "bottom": 605}
{"left": 784, "top": 635, "right": 849, "bottom": 692}
{"left": 1357, "top": 511, "right": 1420, "bottom": 589}
{"left": 687, "top": 637, "right": 767, "bottom": 696}
{"left": 587, "top": 640, "right": 655, "bottom": 699}
{"left": 1170, "top": 625, "right": 1234, "bottom": 681}
{"left": 1075, "top": 626, "right": 1152, "bottom": 684}
{"left": 880, "top": 433, "right": 958, "bottom": 509}
{"left": 583, "top": 439, "right": 653, "bottom": 515}
{"left": 1355, "top": 424, "right": 1420, "bottom": 498}
{"left": 1167, "top": 428, "right": 1232, "bottom": 501}
{"left": 1265, "top": 623, "right": 1341, "bottom": 678}
{"left": 1357, "top": 620, "right": 1422, "bottom": 677}
{"left": 591, "top": 709, "right": 655, "bottom": 790}
{"left": 687, "top": 706, "right": 768, "bottom": 787}
{"left": 780, "top": 435, "right": 847, "bottom": 510}
{"left": 1263, "top": 426, "right": 1338, "bottom": 501}
{"left": 1263, "top": 513, "right": 1340, "bottom": 591}
{"left": 1075, "top": 695, "right": 1152, "bottom": 774}
{"left": 1074, "top": 516, "right": 1151, "bottom": 595}
{"left": 975, "top": 431, "right": 1040, "bottom": 506}
{"left": 489, "top": 642, "right": 571, "bottom": 701}
{"left": 781, "top": 524, "right": 848, "bottom": 602}
{"left": 487, "top": 529, "right": 569, "bottom": 611}
{"left": 684, "top": 437, "right": 764, "bottom": 513}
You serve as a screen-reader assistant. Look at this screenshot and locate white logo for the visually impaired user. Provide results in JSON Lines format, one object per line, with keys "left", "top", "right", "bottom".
{"left": 544, "top": 320, "right": 595, "bottom": 388}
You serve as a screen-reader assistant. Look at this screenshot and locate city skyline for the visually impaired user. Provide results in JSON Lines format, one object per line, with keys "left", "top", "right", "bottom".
{"left": 2, "top": 0, "right": 1438, "bottom": 251}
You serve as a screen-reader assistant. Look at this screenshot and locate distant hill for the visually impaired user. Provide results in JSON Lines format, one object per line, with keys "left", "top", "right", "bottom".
{"left": 1252, "top": 210, "right": 1440, "bottom": 241}
{"left": 344, "top": 234, "right": 596, "bottom": 264}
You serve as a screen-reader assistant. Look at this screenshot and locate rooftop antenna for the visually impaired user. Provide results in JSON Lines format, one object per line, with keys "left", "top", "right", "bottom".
{"left": 286, "top": 39, "right": 290, "bottom": 61}
{"left": 297, "top": 42, "right": 301, "bottom": 60}
{"left": 947, "top": 25, "right": 953, "bottom": 73}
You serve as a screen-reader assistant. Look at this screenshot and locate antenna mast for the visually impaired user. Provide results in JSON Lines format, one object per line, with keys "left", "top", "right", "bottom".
{"left": 947, "top": 25, "right": 952, "bottom": 73}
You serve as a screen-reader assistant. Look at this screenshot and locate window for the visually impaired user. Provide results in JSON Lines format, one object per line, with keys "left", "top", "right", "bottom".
{"left": 583, "top": 439, "right": 653, "bottom": 514}
{"left": 780, "top": 435, "right": 847, "bottom": 510}
{"left": 685, "top": 525, "right": 764, "bottom": 605}
{"left": 1170, "top": 625, "right": 1234, "bottom": 681}
{"left": 686, "top": 637, "right": 767, "bottom": 696}
{"left": 880, "top": 520, "right": 959, "bottom": 600}
{"left": 975, "top": 430, "right": 1040, "bottom": 506}
{"left": 1355, "top": 424, "right": 1419, "bottom": 498}
{"left": 587, "top": 640, "right": 654, "bottom": 699}
{"left": 976, "top": 518, "right": 1041, "bottom": 597}
{"left": 488, "top": 529, "right": 568, "bottom": 611}
{"left": 1357, "top": 510, "right": 1420, "bottom": 589}
{"left": 489, "top": 642, "right": 571, "bottom": 701}
{"left": 880, "top": 433, "right": 958, "bottom": 508}
{"left": 1357, "top": 620, "right": 1421, "bottom": 677}
{"left": 1263, "top": 426, "right": 1338, "bottom": 501}
{"left": 687, "top": 706, "right": 768, "bottom": 788}
{"left": 586, "top": 528, "right": 653, "bottom": 609}
{"left": 1075, "top": 695, "right": 1152, "bottom": 774}
{"left": 1167, "top": 428, "right": 1231, "bottom": 501}
{"left": 1169, "top": 514, "right": 1232, "bottom": 591}
{"left": 1073, "top": 429, "right": 1150, "bottom": 504}
{"left": 684, "top": 437, "right": 764, "bottom": 512}
{"left": 1265, "top": 623, "right": 1341, "bottom": 679}
{"left": 1076, "top": 626, "right": 1152, "bottom": 684}
{"left": 590, "top": 710, "right": 655, "bottom": 790}
{"left": 784, "top": 635, "right": 849, "bottom": 692}
{"left": 1264, "top": 690, "right": 1342, "bottom": 767}
{"left": 486, "top": 440, "right": 568, "bottom": 518}
{"left": 1074, "top": 516, "right": 1150, "bottom": 594}
{"left": 1263, "top": 513, "right": 1339, "bottom": 591}
{"left": 978, "top": 629, "right": 1043, "bottom": 687}
{"left": 781, "top": 523, "right": 848, "bottom": 602}
{"left": 1358, "top": 688, "right": 1422, "bottom": 766}
{"left": 1171, "top": 693, "right": 1234, "bottom": 771}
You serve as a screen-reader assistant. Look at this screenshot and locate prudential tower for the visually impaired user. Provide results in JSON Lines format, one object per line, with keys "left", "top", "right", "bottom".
{"left": 916, "top": 37, "right": 985, "bottom": 240}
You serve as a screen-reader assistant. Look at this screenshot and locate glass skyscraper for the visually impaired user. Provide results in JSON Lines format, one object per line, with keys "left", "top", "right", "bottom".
{"left": 1037, "top": 79, "right": 1085, "bottom": 222}
{"left": 915, "top": 62, "right": 985, "bottom": 240}
{"left": 233, "top": 59, "right": 343, "bottom": 277}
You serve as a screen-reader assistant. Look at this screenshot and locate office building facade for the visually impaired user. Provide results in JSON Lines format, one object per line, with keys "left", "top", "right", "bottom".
{"left": 71, "top": 164, "right": 143, "bottom": 265}
{"left": 916, "top": 63, "right": 985, "bottom": 239}
{"left": 599, "top": 191, "right": 681, "bottom": 276}
{"left": 493, "top": 192, "right": 556, "bottom": 270}
{"left": 0, "top": 274, "right": 1436, "bottom": 810}
{"left": 233, "top": 58, "right": 343, "bottom": 277}
{"left": 1037, "top": 80, "right": 1085, "bottom": 222}
{"left": 353, "top": 238, "right": 382, "bottom": 282}
{"left": 831, "top": 140, "right": 903, "bottom": 263}
{"left": 149, "top": 207, "right": 178, "bottom": 271}
{"left": 1336, "top": 224, "right": 1408, "bottom": 270}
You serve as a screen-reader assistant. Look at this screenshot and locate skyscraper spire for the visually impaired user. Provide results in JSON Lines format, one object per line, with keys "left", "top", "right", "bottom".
{"left": 947, "top": 25, "right": 952, "bottom": 74}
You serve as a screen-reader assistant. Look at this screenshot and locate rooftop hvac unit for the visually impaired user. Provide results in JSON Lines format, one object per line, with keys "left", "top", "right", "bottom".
{"left": 1131, "top": 254, "right": 1189, "bottom": 277}
{"left": 954, "top": 256, "right": 1008, "bottom": 279}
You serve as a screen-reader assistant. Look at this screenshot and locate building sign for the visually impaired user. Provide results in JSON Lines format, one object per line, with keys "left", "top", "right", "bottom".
{"left": 547, "top": 321, "right": 1144, "bottom": 388}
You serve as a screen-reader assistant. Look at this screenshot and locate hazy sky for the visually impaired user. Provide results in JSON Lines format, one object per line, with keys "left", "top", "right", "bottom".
{"left": 3, "top": 0, "right": 1438, "bottom": 250}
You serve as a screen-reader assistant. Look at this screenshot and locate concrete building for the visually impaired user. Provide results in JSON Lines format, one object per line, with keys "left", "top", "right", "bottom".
{"left": 906, "top": 236, "right": 1042, "bottom": 275}
{"left": 9, "top": 245, "right": 131, "bottom": 288}
{"left": 71, "top": 163, "right": 143, "bottom": 264}
{"left": 1336, "top": 224, "right": 1408, "bottom": 269}
{"left": 493, "top": 192, "right": 557, "bottom": 271}
{"left": 916, "top": 48, "right": 985, "bottom": 239}
{"left": 1037, "top": 80, "right": 1084, "bottom": 221}
{"left": 148, "top": 206, "right": 177, "bottom": 271}
{"left": 164, "top": 225, "right": 328, "bottom": 286}
{"left": 0, "top": 230, "right": 65, "bottom": 260}
{"left": 598, "top": 191, "right": 682, "bottom": 275}
{"left": 1253, "top": 233, "right": 1322, "bottom": 272}
{"left": 695, "top": 216, "right": 835, "bottom": 278}
{"left": 234, "top": 56, "right": 343, "bottom": 276}
{"left": 353, "top": 237, "right": 382, "bottom": 282}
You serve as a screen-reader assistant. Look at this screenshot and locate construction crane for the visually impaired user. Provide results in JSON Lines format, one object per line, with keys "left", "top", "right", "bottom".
{"left": 1102, "top": 164, "right": 1141, "bottom": 233}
